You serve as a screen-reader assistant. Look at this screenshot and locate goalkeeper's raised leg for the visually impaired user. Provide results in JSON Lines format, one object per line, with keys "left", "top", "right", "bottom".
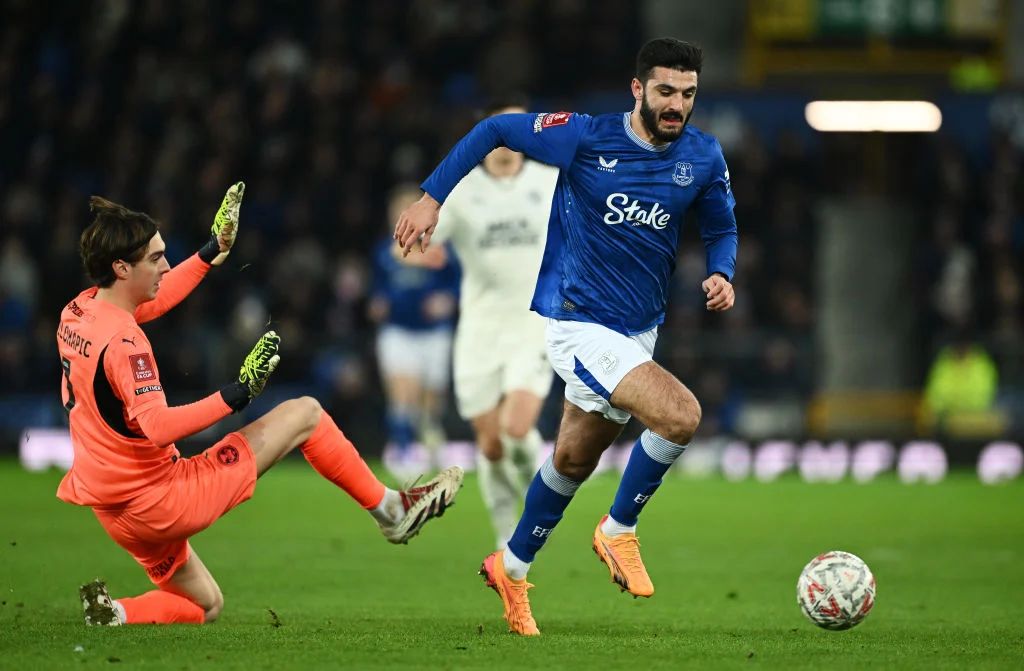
{"left": 224, "top": 331, "right": 465, "bottom": 546}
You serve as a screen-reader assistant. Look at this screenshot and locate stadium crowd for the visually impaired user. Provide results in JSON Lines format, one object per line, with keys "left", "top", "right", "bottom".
{"left": 1, "top": 1, "right": 1020, "bottom": 448}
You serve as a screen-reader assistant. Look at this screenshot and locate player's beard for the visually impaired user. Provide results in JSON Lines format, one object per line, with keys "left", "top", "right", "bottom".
{"left": 640, "top": 95, "right": 688, "bottom": 143}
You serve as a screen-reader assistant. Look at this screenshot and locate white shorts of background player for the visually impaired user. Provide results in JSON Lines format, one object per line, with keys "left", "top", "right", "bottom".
{"left": 376, "top": 326, "right": 453, "bottom": 391}
{"left": 453, "top": 313, "right": 553, "bottom": 419}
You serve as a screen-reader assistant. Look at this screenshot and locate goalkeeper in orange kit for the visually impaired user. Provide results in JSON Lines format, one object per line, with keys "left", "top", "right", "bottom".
{"left": 58, "top": 183, "right": 463, "bottom": 625}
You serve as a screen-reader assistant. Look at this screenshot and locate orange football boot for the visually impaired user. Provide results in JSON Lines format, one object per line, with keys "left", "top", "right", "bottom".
{"left": 479, "top": 550, "right": 540, "bottom": 636}
{"left": 592, "top": 515, "right": 654, "bottom": 598}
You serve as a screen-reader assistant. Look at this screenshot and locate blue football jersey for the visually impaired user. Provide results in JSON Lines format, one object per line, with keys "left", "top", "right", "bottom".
{"left": 371, "top": 238, "right": 460, "bottom": 331}
{"left": 422, "top": 111, "right": 737, "bottom": 335}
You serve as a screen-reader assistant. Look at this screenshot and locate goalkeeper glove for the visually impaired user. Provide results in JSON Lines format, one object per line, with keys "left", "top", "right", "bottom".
{"left": 199, "top": 181, "right": 245, "bottom": 266}
{"left": 220, "top": 330, "right": 281, "bottom": 412}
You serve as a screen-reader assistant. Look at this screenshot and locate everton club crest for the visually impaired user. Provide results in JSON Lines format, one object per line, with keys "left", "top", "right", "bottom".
{"left": 672, "top": 161, "right": 694, "bottom": 187}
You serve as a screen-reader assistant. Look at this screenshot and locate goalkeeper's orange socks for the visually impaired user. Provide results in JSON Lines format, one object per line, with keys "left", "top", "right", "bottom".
{"left": 301, "top": 411, "right": 387, "bottom": 510}
{"left": 117, "top": 590, "right": 205, "bottom": 624}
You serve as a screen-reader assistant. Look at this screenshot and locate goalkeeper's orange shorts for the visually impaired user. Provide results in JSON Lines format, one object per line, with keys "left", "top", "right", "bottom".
{"left": 92, "top": 432, "right": 257, "bottom": 585}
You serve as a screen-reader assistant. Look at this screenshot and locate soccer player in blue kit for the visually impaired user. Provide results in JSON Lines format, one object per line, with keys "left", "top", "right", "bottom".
{"left": 396, "top": 38, "right": 737, "bottom": 635}
{"left": 371, "top": 185, "right": 460, "bottom": 475}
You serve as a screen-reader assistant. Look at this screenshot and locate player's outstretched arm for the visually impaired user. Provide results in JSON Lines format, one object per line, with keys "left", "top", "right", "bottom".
{"left": 130, "top": 331, "right": 282, "bottom": 446}
{"left": 397, "top": 113, "right": 584, "bottom": 255}
{"left": 135, "top": 182, "right": 245, "bottom": 324}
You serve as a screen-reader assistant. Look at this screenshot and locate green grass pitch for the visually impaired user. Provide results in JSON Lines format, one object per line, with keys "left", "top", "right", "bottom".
{"left": 1, "top": 459, "right": 1022, "bottom": 669}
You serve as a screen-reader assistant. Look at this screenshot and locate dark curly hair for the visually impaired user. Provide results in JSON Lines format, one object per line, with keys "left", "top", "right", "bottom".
{"left": 636, "top": 38, "right": 703, "bottom": 82}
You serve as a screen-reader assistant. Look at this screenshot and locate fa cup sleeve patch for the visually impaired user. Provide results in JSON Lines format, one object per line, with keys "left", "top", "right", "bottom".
{"left": 130, "top": 353, "right": 157, "bottom": 382}
{"left": 534, "top": 111, "right": 573, "bottom": 133}
{"left": 542, "top": 112, "right": 572, "bottom": 128}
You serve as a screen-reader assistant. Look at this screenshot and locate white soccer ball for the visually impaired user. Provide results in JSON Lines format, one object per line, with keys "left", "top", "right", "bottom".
{"left": 796, "top": 550, "right": 876, "bottom": 630}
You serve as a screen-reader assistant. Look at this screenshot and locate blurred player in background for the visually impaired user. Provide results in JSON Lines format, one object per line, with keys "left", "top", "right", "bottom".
{"left": 60, "top": 184, "right": 463, "bottom": 626}
{"left": 370, "top": 184, "right": 460, "bottom": 475}
{"left": 402, "top": 97, "right": 558, "bottom": 550}
{"left": 396, "top": 38, "right": 737, "bottom": 635}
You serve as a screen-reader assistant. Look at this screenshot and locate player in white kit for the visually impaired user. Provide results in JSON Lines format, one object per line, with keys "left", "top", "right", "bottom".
{"left": 403, "top": 101, "right": 558, "bottom": 549}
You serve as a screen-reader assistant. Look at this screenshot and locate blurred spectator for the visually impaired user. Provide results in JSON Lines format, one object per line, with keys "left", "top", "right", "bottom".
{"left": 920, "top": 331, "right": 1003, "bottom": 438}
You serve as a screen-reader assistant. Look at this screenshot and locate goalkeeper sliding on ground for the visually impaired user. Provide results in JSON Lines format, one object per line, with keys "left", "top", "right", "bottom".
{"left": 57, "top": 182, "right": 464, "bottom": 625}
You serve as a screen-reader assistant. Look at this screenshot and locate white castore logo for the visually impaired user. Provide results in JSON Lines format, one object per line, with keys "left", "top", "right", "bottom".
{"left": 598, "top": 156, "right": 618, "bottom": 173}
{"left": 603, "top": 193, "right": 671, "bottom": 230}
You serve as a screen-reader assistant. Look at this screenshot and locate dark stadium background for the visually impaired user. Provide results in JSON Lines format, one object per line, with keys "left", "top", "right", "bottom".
{"left": 1, "top": 0, "right": 1021, "bottom": 470}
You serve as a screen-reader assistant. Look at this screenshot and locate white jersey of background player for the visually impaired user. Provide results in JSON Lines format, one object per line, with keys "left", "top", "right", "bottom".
{"left": 405, "top": 102, "right": 557, "bottom": 549}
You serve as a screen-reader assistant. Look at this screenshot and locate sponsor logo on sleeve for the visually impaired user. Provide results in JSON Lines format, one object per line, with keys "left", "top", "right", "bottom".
{"left": 131, "top": 353, "right": 157, "bottom": 382}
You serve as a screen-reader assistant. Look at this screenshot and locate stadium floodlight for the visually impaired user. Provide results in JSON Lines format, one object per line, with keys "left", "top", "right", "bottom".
{"left": 804, "top": 100, "right": 942, "bottom": 132}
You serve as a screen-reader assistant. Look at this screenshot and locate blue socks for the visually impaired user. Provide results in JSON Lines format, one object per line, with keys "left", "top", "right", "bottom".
{"left": 386, "top": 410, "right": 416, "bottom": 453}
{"left": 506, "top": 456, "right": 582, "bottom": 563}
{"left": 609, "top": 430, "right": 687, "bottom": 527}
{"left": 503, "top": 431, "right": 686, "bottom": 569}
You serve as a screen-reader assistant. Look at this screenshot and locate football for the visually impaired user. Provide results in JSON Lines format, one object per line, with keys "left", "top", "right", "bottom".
{"left": 796, "top": 551, "right": 876, "bottom": 630}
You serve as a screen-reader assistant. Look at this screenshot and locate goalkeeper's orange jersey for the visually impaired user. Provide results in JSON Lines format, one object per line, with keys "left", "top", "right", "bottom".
{"left": 55, "top": 254, "right": 232, "bottom": 507}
